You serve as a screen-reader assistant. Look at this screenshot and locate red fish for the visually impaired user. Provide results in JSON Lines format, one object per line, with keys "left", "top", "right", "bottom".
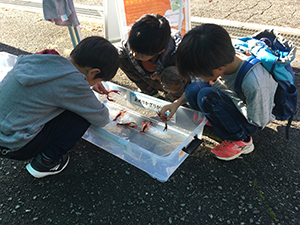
{"left": 157, "top": 112, "right": 169, "bottom": 132}
{"left": 94, "top": 82, "right": 120, "bottom": 101}
{"left": 113, "top": 110, "right": 127, "bottom": 122}
{"left": 140, "top": 120, "right": 152, "bottom": 133}
{"left": 116, "top": 122, "right": 137, "bottom": 128}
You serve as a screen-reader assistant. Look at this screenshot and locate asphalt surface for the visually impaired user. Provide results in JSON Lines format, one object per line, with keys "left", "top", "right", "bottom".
{"left": 0, "top": 1, "right": 300, "bottom": 225}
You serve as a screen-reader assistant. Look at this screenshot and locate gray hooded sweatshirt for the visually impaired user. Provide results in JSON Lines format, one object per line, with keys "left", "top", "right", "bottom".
{"left": 0, "top": 54, "right": 109, "bottom": 151}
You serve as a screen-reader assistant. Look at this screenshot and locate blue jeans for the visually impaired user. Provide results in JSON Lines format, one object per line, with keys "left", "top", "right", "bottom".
{"left": 185, "top": 82, "right": 262, "bottom": 141}
{"left": 1, "top": 110, "right": 90, "bottom": 160}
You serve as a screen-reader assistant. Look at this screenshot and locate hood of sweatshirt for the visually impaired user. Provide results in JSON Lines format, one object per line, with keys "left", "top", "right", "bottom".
{"left": 13, "top": 54, "right": 80, "bottom": 87}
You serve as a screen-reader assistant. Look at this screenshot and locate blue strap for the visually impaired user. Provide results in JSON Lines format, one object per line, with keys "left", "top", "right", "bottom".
{"left": 235, "top": 56, "right": 261, "bottom": 102}
{"left": 270, "top": 56, "right": 278, "bottom": 76}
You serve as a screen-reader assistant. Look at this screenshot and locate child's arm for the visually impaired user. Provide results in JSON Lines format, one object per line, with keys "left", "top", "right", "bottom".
{"left": 159, "top": 92, "right": 187, "bottom": 120}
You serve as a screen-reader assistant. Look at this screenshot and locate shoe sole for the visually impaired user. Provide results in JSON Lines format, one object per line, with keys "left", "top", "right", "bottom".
{"left": 26, "top": 156, "right": 70, "bottom": 178}
{"left": 211, "top": 144, "right": 255, "bottom": 161}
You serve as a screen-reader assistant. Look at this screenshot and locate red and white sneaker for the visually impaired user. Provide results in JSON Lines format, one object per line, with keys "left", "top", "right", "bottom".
{"left": 211, "top": 137, "right": 254, "bottom": 161}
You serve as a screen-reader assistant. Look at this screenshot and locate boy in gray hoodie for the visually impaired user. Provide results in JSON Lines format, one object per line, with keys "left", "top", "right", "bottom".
{"left": 0, "top": 36, "right": 120, "bottom": 178}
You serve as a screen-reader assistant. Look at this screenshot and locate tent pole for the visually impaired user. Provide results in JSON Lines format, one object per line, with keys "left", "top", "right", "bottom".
{"left": 68, "top": 26, "right": 83, "bottom": 48}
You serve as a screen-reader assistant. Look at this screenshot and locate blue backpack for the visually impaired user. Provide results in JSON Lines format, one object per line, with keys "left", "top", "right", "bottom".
{"left": 233, "top": 29, "right": 298, "bottom": 139}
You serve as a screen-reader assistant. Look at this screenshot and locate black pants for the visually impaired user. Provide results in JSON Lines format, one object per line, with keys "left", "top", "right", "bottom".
{"left": 0, "top": 110, "right": 90, "bottom": 160}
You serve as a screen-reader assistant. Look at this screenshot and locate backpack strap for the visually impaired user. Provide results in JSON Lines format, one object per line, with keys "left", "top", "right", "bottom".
{"left": 234, "top": 56, "right": 261, "bottom": 102}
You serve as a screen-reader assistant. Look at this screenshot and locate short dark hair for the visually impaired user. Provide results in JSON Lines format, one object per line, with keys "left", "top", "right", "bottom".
{"left": 161, "top": 66, "right": 184, "bottom": 86}
{"left": 70, "top": 36, "right": 120, "bottom": 81}
{"left": 129, "top": 14, "right": 171, "bottom": 56}
{"left": 176, "top": 24, "right": 235, "bottom": 80}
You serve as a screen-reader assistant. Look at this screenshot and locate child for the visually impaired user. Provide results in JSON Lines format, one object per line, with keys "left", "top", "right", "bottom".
{"left": 0, "top": 36, "right": 120, "bottom": 178}
{"left": 160, "top": 66, "right": 186, "bottom": 102}
{"left": 117, "top": 13, "right": 181, "bottom": 98}
{"left": 159, "top": 24, "right": 277, "bottom": 161}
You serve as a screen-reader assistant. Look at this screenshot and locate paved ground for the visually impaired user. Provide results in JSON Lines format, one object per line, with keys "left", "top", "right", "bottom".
{"left": 0, "top": 1, "right": 300, "bottom": 224}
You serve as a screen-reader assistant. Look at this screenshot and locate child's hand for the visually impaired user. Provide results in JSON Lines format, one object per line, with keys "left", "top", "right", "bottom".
{"left": 92, "top": 82, "right": 120, "bottom": 101}
{"left": 159, "top": 101, "right": 180, "bottom": 120}
{"left": 92, "top": 82, "right": 106, "bottom": 94}
{"left": 159, "top": 92, "right": 187, "bottom": 120}
{"left": 209, "top": 78, "right": 217, "bottom": 86}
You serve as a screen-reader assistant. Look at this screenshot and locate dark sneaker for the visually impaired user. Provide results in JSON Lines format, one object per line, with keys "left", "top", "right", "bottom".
{"left": 26, "top": 153, "right": 70, "bottom": 178}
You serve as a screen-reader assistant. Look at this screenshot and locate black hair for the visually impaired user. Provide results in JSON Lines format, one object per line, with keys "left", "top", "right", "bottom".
{"left": 70, "top": 36, "right": 120, "bottom": 81}
{"left": 176, "top": 24, "right": 235, "bottom": 80}
{"left": 129, "top": 14, "right": 171, "bottom": 56}
{"left": 161, "top": 66, "right": 184, "bottom": 86}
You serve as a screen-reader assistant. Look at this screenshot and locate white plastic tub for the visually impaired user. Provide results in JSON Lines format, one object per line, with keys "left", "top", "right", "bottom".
{"left": 0, "top": 52, "right": 206, "bottom": 182}
{"left": 83, "top": 82, "right": 206, "bottom": 182}
{"left": 0, "top": 52, "right": 18, "bottom": 81}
